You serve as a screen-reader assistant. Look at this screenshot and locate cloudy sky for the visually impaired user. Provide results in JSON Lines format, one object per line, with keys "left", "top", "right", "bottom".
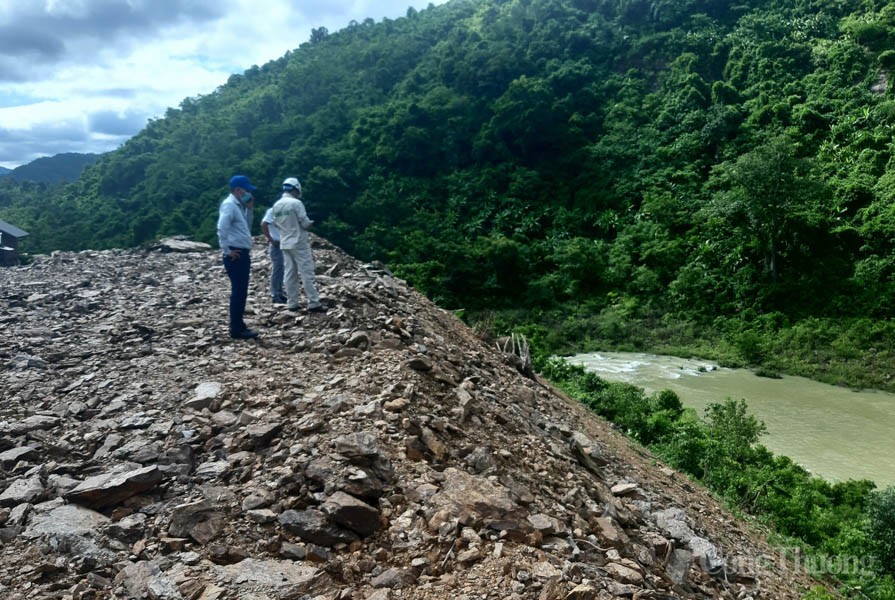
{"left": 0, "top": 0, "right": 448, "bottom": 169}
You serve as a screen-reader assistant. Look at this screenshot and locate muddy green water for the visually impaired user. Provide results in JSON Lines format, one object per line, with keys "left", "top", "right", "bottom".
{"left": 568, "top": 352, "right": 895, "bottom": 486}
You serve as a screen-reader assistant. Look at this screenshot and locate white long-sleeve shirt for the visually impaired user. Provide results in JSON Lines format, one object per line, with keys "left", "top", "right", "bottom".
{"left": 271, "top": 193, "right": 313, "bottom": 250}
{"left": 217, "top": 194, "right": 254, "bottom": 254}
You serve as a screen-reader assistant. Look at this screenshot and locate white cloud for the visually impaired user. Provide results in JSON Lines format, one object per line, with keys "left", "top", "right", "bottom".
{"left": 0, "top": 0, "right": 447, "bottom": 168}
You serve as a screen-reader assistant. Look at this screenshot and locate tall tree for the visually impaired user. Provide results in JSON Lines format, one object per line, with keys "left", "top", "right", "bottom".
{"left": 704, "top": 136, "right": 827, "bottom": 285}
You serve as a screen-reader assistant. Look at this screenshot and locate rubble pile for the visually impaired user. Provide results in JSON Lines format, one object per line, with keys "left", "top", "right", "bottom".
{"left": 0, "top": 236, "right": 827, "bottom": 599}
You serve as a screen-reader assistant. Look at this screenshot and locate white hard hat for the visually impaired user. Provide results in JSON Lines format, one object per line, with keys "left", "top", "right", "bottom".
{"left": 282, "top": 177, "right": 301, "bottom": 191}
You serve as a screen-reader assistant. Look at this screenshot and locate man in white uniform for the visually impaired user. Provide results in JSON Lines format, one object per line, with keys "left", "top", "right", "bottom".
{"left": 271, "top": 177, "right": 325, "bottom": 313}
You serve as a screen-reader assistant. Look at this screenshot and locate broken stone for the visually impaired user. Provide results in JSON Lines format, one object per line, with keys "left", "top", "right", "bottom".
{"left": 527, "top": 513, "right": 567, "bottom": 536}
{"left": 168, "top": 499, "right": 225, "bottom": 545}
{"left": 0, "top": 446, "right": 39, "bottom": 469}
{"left": 0, "top": 475, "right": 44, "bottom": 506}
{"left": 611, "top": 482, "right": 639, "bottom": 497}
{"left": 64, "top": 465, "right": 163, "bottom": 509}
{"left": 0, "top": 238, "right": 827, "bottom": 599}
{"left": 371, "top": 566, "right": 415, "bottom": 589}
{"left": 279, "top": 508, "right": 357, "bottom": 546}
{"left": 153, "top": 237, "right": 213, "bottom": 253}
{"left": 603, "top": 561, "right": 644, "bottom": 585}
{"left": 321, "top": 491, "right": 381, "bottom": 537}
{"left": 186, "top": 381, "right": 222, "bottom": 411}
{"left": 24, "top": 504, "right": 110, "bottom": 538}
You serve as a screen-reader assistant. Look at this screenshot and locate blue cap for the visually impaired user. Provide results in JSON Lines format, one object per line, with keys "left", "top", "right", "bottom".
{"left": 229, "top": 174, "right": 256, "bottom": 191}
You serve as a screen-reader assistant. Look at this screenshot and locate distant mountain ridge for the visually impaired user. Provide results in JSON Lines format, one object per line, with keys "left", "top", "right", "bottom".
{"left": 1, "top": 152, "right": 101, "bottom": 184}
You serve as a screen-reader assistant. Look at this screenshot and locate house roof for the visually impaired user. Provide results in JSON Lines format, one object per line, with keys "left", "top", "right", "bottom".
{"left": 0, "top": 219, "right": 29, "bottom": 238}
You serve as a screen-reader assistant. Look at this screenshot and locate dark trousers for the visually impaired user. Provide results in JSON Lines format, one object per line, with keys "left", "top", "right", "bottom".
{"left": 223, "top": 250, "right": 251, "bottom": 333}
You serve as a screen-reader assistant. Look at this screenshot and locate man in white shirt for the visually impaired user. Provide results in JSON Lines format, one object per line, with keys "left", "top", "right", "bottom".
{"left": 271, "top": 177, "right": 325, "bottom": 313}
{"left": 216, "top": 174, "right": 259, "bottom": 339}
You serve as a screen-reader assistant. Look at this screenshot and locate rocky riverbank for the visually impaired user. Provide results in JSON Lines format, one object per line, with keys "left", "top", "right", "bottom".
{"left": 0, "top": 236, "right": 828, "bottom": 599}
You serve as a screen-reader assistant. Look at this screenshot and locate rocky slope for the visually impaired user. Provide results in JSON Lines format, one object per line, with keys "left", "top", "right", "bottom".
{"left": 0, "top": 236, "right": 829, "bottom": 599}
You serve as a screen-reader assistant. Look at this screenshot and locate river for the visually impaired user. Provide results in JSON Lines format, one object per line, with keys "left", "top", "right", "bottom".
{"left": 567, "top": 351, "right": 895, "bottom": 487}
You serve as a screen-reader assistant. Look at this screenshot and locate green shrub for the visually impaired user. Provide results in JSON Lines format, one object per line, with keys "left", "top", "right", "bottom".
{"left": 754, "top": 368, "right": 782, "bottom": 378}
{"left": 541, "top": 358, "right": 891, "bottom": 594}
{"left": 651, "top": 410, "right": 707, "bottom": 476}
{"left": 869, "top": 486, "right": 895, "bottom": 574}
{"left": 801, "top": 586, "right": 837, "bottom": 599}
{"left": 734, "top": 330, "right": 765, "bottom": 363}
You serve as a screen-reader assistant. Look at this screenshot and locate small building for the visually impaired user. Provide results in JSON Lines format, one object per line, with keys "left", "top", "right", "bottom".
{"left": 0, "top": 219, "right": 29, "bottom": 266}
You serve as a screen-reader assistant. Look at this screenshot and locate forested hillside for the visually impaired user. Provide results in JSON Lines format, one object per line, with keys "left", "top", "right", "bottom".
{"left": 2, "top": 152, "right": 102, "bottom": 184}
{"left": 3, "top": 0, "right": 895, "bottom": 380}
{"left": 6, "top": 3, "right": 895, "bottom": 595}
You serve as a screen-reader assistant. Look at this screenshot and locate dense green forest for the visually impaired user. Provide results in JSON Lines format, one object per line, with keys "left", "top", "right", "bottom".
{"left": 2, "top": 1, "right": 894, "bottom": 311}
{"left": 4, "top": 1, "right": 895, "bottom": 595}
{"left": 3, "top": 0, "right": 895, "bottom": 388}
